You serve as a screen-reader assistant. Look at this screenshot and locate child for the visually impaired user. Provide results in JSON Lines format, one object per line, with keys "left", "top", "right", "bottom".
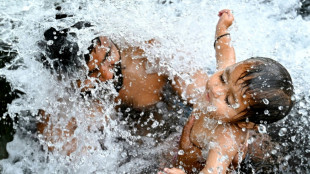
{"left": 161, "top": 9, "right": 294, "bottom": 174}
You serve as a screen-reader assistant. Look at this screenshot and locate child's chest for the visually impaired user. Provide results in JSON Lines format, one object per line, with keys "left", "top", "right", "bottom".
{"left": 190, "top": 116, "right": 219, "bottom": 149}
{"left": 117, "top": 48, "right": 166, "bottom": 108}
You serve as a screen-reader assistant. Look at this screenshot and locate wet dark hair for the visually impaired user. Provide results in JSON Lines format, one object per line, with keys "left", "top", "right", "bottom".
{"left": 39, "top": 22, "right": 123, "bottom": 92}
{"left": 236, "top": 57, "right": 294, "bottom": 124}
{"left": 39, "top": 22, "right": 95, "bottom": 76}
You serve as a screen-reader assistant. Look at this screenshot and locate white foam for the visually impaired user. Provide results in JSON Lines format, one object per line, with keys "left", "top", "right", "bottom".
{"left": 0, "top": 0, "right": 309, "bottom": 173}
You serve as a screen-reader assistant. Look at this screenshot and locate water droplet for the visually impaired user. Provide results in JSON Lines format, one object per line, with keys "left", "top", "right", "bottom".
{"left": 69, "top": 97, "right": 75, "bottom": 102}
{"left": 151, "top": 121, "right": 159, "bottom": 128}
{"left": 207, "top": 106, "right": 217, "bottom": 112}
{"left": 231, "top": 103, "right": 240, "bottom": 109}
{"left": 258, "top": 124, "right": 267, "bottom": 134}
{"left": 125, "top": 108, "right": 131, "bottom": 112}
{"left": 278, "top": 128, "right": 287, "bottom": 136}
{"left": 278, "top": 106, "right": 283, "bottom": 110}
{"left": 242, "top": 127, "right": 246, "bottom": 132}
{"left": 271, "top": 149, "right": 277, "bottom": 154}
{"left": 264, "top": 110, "right": 269, "bottom": 115}
{"left": 121, "top": 152, "right": 127, "bottom": 158}
{"left": 291, "top": 135, "right": 296, "bottom": 142}
{"left": 177, "top": 109, "right": 183, "bottom": 114}
{"left": 263, "top": 98, "right": 269, "bottom": 105}
{"left": 207, "top": 168, "right": 213, "bottom": 173}
{"left": 178, "top": 150, "right": 184, "bottom": 155}
{"left": 247, "top": 137, "right": 255, "bottom": 144}
{"left": 218, "top": 120, "right": 222, "bottom": 124}
{"left": 291, "top": 95, "right": 296, "bottom": 101}
{"left": 211, "top": 130, "right": 215, "bottom": 134}
{"left": 284, "top": 155, "right": 291, "bottom": 161}
{"left": 47, "top": 40, "right": 54, "bottom": 45}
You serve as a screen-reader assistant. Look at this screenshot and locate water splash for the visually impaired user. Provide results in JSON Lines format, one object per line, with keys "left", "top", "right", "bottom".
{"left": 0, "top": 0, "right": 309, "bottom": 173}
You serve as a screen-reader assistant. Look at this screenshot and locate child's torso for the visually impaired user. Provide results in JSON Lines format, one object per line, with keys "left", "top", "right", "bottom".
{"left": 190, "top": 112, "right": 247, "bottom": 152}
{"left": 116, "top": 46, "right": 167, "bottom": 108}
{"left": 190, "top": 114, "right": 218, "bottom": 149}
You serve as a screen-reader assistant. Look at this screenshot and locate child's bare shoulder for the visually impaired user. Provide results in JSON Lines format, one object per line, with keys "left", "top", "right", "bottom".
{"left": 211, "top": 124, "right": 247, "bottom": 147}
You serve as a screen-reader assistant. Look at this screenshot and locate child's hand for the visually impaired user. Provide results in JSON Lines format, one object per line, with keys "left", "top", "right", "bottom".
{"left": 158, "top": 168, "right": 186, "bottom": 174}
{"left": 216, "top": 9, "right": 234, "bottom": 30}
{"left": 179, "top": 115, "right": 195, "bottom": 150}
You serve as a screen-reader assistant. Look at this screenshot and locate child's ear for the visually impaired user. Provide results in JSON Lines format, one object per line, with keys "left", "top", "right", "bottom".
{"left": 237, "top": 122, "right": 256, "bottom": 129}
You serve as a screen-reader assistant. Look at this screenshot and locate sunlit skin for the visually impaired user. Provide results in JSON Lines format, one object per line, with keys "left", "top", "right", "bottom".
{"left": 77, "top": 37, "right": 167, "bottom": 108}
{"left": 204, "top": 62, "right": 251, "bottom": 122}
{"left": 160, "top": 9, "right": 258, "bottom": 174}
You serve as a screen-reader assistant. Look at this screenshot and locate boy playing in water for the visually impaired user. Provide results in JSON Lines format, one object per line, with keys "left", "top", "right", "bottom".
{"left": 161, "top": 9, "right": 294, "bottom": 174}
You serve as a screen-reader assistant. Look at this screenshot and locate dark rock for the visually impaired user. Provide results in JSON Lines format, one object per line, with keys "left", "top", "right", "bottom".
{"left": 298, "top": 0, "right": 310, "bottom": 18}
{"left": 0, "top": 43, "right": 23, "bottom": 160}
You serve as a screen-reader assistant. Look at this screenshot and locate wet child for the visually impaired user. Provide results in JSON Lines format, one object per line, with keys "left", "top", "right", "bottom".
{"left": 160, "top": 9, "right": 294, "bottom": 174}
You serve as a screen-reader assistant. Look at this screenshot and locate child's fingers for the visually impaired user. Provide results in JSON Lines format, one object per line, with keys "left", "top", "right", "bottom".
{"left": 164, "top": 168, "right": 186, "bottom": 174}
{"left": 88, "top": 37, "right": 110, "bottom": 71}
{"left": 180, "top": 115, "right": 195, "bottom": 149}
{"left": 218, "top": 9, "right": 230, "bottom": 16}
{"left": 218, "top": 9, "right": 234, "bottom": 19}
{"left": 183, "top": 115, "right": 195, "bottom": 136}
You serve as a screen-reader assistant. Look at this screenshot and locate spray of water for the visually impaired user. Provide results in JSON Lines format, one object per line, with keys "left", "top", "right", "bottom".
{"left": 0, "top": 0, "right": 309, "bottom": 173}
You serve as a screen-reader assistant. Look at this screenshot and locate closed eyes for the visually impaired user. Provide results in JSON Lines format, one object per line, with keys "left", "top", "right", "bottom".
{"left": 220, "top": 73, "right": 231, "bottom": 105}
{"left": 220, "top": 73, "right": 225, "bottom": 83}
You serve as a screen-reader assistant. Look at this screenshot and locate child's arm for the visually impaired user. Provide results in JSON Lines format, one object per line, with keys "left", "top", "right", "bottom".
{"left": 199, "top": 125, "right": 245, "bottom": 174}
{"left": 176, "top": 116, "right": 203, "bottom": 170}
{"left": 172, "top": 9, "right": 235, "bottom": 102}
{"left": 162, "top": 125, "right": 246, "bottom": 174}
{"left": 215, "top": 9, "right": 235, "bottom": 70}
{"left": 159, "top": 115, "right": 202, "bottom": 174}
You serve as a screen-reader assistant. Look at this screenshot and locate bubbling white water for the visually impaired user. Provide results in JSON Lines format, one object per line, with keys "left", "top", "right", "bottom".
{"left": 1, "top": 0, "right": 310, "bottom": 173}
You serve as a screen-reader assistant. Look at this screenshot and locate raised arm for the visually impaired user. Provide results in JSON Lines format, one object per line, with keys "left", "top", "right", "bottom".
{"left": 215, "top": 9, "right": 236, "bottom": 70}
{"left": 172, "top": 10, "right": 236, "bottom": 102}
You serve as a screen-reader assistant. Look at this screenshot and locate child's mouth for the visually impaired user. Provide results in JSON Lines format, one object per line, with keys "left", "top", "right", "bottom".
{"left": 206, "top": 91, "right": 211, "bottom": 102}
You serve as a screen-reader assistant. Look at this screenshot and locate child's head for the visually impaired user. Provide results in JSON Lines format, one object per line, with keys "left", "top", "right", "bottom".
{"left": 205, "top": 57, "right": 294, "bottom": 125}
{"left": 236, "top": 57, "right": 294, "bottom": 124}
{"left": 39, "top": 26, "right": 91, "bottom": 77}
{"left": 39, "top": 25, "right": 123, "bottom": 92}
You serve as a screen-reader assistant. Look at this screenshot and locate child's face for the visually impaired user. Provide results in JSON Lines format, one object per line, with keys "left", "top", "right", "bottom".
{"left": 77, "top": 37, "right": 120, "bottom": 91}
{"left": 205, "top": 61, "right": 251, "bottom": 122}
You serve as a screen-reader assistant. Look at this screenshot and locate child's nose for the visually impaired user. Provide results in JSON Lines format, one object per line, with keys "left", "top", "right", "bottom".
{"left": 211, "top": 85, "right": 226, "bottom": 98}
{"left": 99, "top": 64, "right": 114, "bottom": 81}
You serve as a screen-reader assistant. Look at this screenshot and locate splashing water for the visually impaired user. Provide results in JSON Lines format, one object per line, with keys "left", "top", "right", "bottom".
{"left": 1, "top": 0, "right": 310, "bottom": 173}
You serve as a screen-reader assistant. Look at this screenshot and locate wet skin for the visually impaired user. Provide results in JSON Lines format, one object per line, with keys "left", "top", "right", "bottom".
{"left": 203, "top": 62, "right": 250, "bottom": 122}
{"left": 78, "top": 37, "right": 167, "bottom": 108}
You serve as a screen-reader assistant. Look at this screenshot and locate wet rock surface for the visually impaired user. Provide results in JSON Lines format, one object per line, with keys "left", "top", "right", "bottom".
{"left": 0, "top": 43, "right": 21, "bottom": 160}
{"left": 298, "top": 0, "right": 310, "bottom": 18}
